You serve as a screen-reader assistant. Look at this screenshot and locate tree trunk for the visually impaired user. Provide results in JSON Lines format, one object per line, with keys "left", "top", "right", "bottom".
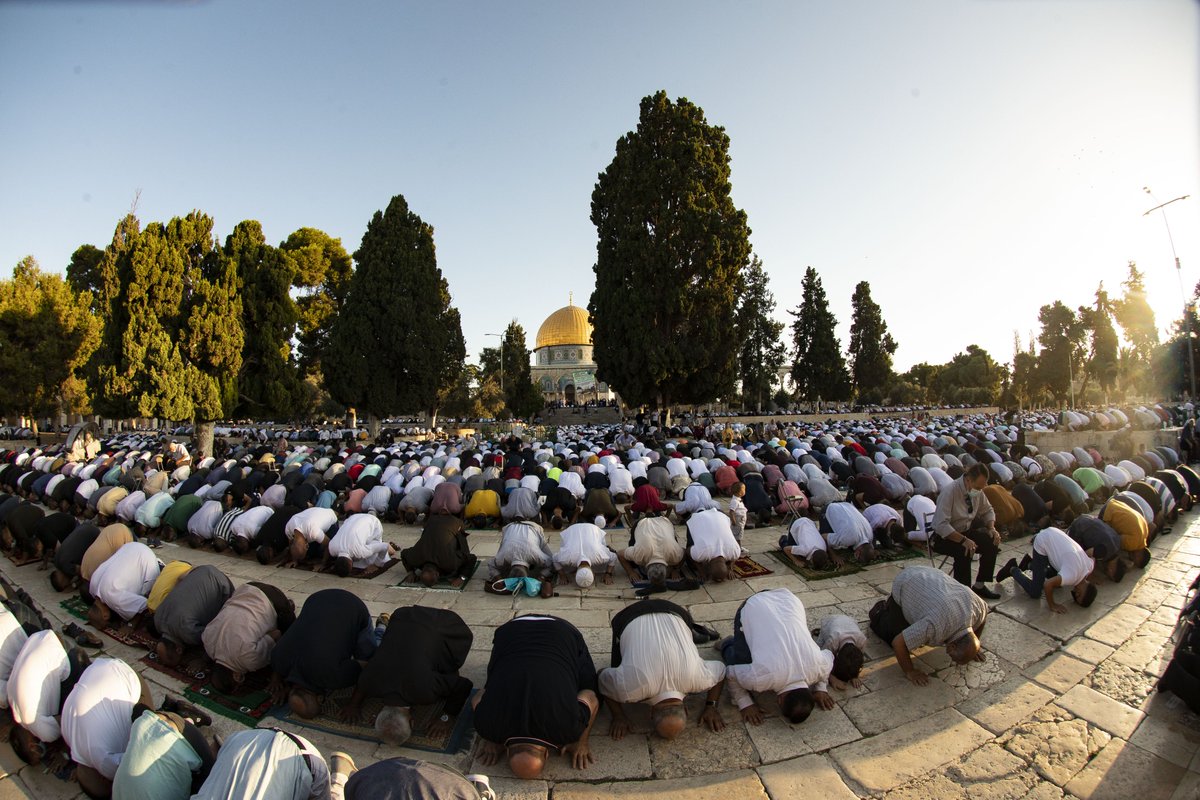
{"left": 30, "top": 417, "right": 39, "bottom": 445}
{"left": 346, "top": 408, "right": 357, "bottom": 430}
{"left": 427, "top": 408, "right": 439, "bottom": 432}
{"left": 367, "top": 414, "right": 381, "bottom": 441}
{"left": 193, "top": 420, "right": 215, "bottom": 460}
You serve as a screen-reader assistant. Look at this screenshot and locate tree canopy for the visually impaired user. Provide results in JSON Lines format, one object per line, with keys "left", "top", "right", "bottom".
{"left": 324, "top": 194, "right": 464, "bottom": 426}
{"left": 589, "top": 90, "right": 750, "bottom": 409}
{"left": 847, "top": 280, "right": 897, "bottom": 402}
{"left": 735, "top": 256, "right": 785, "bottom": 411}
{"left": 789, "top": 267, "right": 850, "bottom": 403}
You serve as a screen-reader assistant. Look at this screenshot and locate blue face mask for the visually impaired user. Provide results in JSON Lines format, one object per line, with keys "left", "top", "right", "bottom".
{"left": 498, "top": 577, "right": 542, "bottom": 597}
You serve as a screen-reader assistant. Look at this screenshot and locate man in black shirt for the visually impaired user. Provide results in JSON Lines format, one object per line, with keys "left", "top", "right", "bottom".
{"left": 400, "top": 516, "right": 476, "bottom": 588}
{"left": 340, "top": 606, "right": 473, "bottom": 745}
{"left": 473, "top": 616, "right": 599, "bottom": 779}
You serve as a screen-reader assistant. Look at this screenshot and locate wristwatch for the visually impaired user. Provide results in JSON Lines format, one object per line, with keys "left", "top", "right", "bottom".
{"left": 439, "top": 713, "right": 450, "bottom": 722}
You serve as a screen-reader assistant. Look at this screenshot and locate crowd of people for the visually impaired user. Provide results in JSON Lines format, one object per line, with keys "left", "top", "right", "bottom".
{"left": 0, "top": 402, "right": 1194, "bottom": 797}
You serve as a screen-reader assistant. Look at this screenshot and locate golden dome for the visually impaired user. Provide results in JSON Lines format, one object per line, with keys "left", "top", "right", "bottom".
{"left": 535, "top": 299, "right": 592, "bottom": 349}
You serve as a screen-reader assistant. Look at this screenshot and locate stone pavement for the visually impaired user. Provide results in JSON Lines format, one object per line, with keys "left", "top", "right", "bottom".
{"left": 1, "top": 507, "right": 1200, "bottom": 799}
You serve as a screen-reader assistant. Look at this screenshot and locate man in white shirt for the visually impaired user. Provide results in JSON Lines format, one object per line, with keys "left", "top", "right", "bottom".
{"left": 813, "top": 614, "right": 866, "bottom": 690}
{"left": 553, "top": 522, "right": 615, "bottom": 587}
{"left": 685, "top": 508, "right": 742, "bottom": 583}
{"left": 488, "top": 520, "right": 556, "bottom": 581}
{"left": 999, "top": 526, "right": 1098, "bottom": 613}
{"left": 623, "top": 515, "right": 684, "bottom": 588}
{"left": 720, "top": 589, "right": 835, "bottom": 725}
{"left": 821, "top": 502, "right": 875, "bottom": 563}
{"left": 327, "top": 513, "right": 395, "bottom": 576}
{"left": 283, "top": 506, "right": 338, "bottom": 566}
{"left": 8, "top": 630, "right": 87, "bottom": 764}
{"left": 600, "top": 600, "right": 725, "bottom": 740}
{"left": 87, "top": 541, "right": 162, "bottom": 630}
{"left": 61, "top": 657, "right": 152, "bottom": 794}
{"left": 779, "top": 517, "right": 830, "bottom": 570}
{"left": 673, "top": 483, "right": 719, "bottom": 522}
{"left": 0, "top": 605, "right": 28, "bottom": 708}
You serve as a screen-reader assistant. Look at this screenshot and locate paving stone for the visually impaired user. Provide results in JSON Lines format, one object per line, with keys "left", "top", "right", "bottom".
{"left": 12, "top": 767, "right": 83, "bottom": 800}
{"left": 1085, "top": 657, "right": 1159, "bottom": 708}
{"left": 1110, "top": 621, "right": 1174, "bottom": 671}
{"left": 489, "top": 777, "right": 549, "bottom": 800}
{"left": 648, "top": 712, "right": 760, "bottom": 778}
{"left": 1172, "top": 770, "right": 1200, "bottom": 800}
{"left": 978, "top": 611, "right": 1059, "bottom": 668}
{"left": 1063, "top": 636, "right": 1115, "bottom": 665}
{"left": 843, "top": 673, "right": 957, "bottom": 735}
{"left": 702, "top": 580, "right": 755, "bottom": 603}
{"left": 939, "top": 652, "right": 1014, "bottom": 701}
{"left": 553, "top": 769, "right": 770, "bottom": 800}
{"left": 828, "top": 584, "right": 882, "bottom": 603}
{"left": 1127, "top": 713, "right": 1200, "bottom": 769}
{"left": 742, "top": 575, "right": 807, "bottom": 593}
{"left": 743, "top": 715, "right": 813, "bottom": 764}
{"left": 1064, "top": 737, "right": 1187, "bottom": 800}
{"left": 959, "top": 675, "right": 1055, "bottom": 734}
{"left": 687, "top": 599, "right": 748, "bottom": 622}
{"left": 1000, "top": 704, "right": 1110, "bottom": 785}
{"left": 1126, "top": 579, "right": 1178, "bottom": 611}
{"left": 1086, "top": 604, "right": 1153, "bottom": 648}
{"left": 793, "top": 589, "right": 839, "bottom": 609}
{"left": 756, "top": 754, "right": 858, "bottom": 800}
{"left": 830, "top": 708, "right": 991, "bottom": 793}
{"left": 1057, "top": 684, "right": 1144, "bottom": 739}
{"left": 797, "top": 703, "right": 864, "bottom": 753}
{"left": 469, "top": 726, "right": 653, "bottom": 782}
{"left": 1023, "top": 651, "right": 1094, "bottom": 693}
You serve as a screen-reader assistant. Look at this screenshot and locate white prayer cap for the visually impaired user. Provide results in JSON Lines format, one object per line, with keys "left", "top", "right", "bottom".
{"left": 576, "top": 566, "right": 595, "bottom": 588}
{"left": 594, "top": 515, "right": 607, "bottom": 528}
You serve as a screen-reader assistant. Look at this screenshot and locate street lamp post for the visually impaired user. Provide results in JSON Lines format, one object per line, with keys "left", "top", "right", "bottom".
{"left": 1143, "top": 189, "right": 1194, "bottom": 401}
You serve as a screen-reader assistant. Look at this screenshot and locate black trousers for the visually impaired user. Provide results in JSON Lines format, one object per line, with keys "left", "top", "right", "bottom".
{"left": 930, "top": 521, "right": 997, "bottom": 585}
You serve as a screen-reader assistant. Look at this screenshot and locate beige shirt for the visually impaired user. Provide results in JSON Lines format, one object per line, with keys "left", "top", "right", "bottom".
{"left": 80, "top": 524, "right": 134, "bottom": 581}
{"left": 624, "top": 516, "right": 684, "bottom": 567}
{"left": 932, "top": 477, "right": 995, "bottom": 539}
{"left": 201, "top": 584, "right": 277, "bottom": 673}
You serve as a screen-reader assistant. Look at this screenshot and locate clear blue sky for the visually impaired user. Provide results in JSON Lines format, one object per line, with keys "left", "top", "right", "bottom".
{"left": 2, "top": 0, "right": 1197, "bottom": 374}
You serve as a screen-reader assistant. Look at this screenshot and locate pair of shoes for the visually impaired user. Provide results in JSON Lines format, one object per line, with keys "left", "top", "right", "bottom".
{"left": 997, "top": 558, "right": 1019, "bottom": 582}
{"left": 376, "top": 612, "right": 390, "bottom": 628}
{"left": 331, "top": 751, "right": 356, "bottom": 786}
{"left": 63, "top": 623, "right": 102, "bottom": 649}
{"left": 973, "top": 584, "right": 1002, "bottom": 600}
{"left": 146, "top": 538, "right": 163, "bottom": 549}
{"left": 160, "top": 695, "right": 213, "bottom": 728}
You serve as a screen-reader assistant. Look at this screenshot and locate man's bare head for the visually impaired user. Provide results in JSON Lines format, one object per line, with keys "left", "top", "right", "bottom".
{"left": 945, "top": 630, "right": 981, "bottom": 665}
{"left": 651, "top": 699, "right": 686, "bottom": 739}
{"left": 507, "top": 743, "right": 548, "bottom": 779}
{"left": 707, "top": 557, "right": 729, "bottom": 583}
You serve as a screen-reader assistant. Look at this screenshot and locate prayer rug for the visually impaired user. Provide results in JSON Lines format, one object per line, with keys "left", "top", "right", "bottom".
{"left": 766, "top": 549, "right": 862, "bottom": 581}
{"left": 4, "top": 550, "right": 41, "bottom": 567}
{"left": 60, "top": 596, "right": 162, "bottom": 649}
{"left": 140, "top": 646, "right": 212, "bottom": 684}
{"left": 872, "top": 546, "right": 922, "bottom": 566}
{"left": 184, "top": 669, "right": 276, "bottom": 727}
{"left": 395, "top": 558, "right": 480, "bottom": 591}
{"left": 283, "top": 557, "right": 401, "bottom": 581}
{"left": 268, "top": 686, "right": 475, "bottom": 754}
{"left": 60, "top": 595, "right": 89, "bottom": 621}
{"left": 730, "top": 555, "right": 773, "bottom": 579}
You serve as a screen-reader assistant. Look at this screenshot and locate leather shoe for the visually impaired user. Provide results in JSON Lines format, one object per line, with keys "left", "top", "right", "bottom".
{"left": 973, "top": 584, "right": 1001, "bottom": 600}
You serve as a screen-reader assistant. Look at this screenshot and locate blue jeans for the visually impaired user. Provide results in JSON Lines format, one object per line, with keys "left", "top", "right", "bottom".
{"left": 1012, "top": 551, "right": 1051, "bottom": 599}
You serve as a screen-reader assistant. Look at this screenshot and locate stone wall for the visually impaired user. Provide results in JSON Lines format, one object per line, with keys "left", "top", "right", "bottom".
{"left": 1025, "top": 427, "right": 1180, "bottom": 455}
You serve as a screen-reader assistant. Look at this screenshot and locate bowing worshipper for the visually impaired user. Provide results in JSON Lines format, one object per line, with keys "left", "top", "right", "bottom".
{"left": 60, "top": 657, "right": 154, "bottom": 796}
{"left": 190, "top": 728, "right": 330, "bottom": 800}
{"left": 813, "top": 614, "right": 866, "bottom": 690}
{"left": 1099, "top": 498, "right": 1153, "bottom": 568}
{"left": 982, "top": 483, "right": 1027, "bottom": 537}
{"left": 7, "top": 630, "right": 89, "bottom": 765}
{"left": 31, "top": 510, "right": 76, "bottom": 568}
{"left": 280, "top": 505, "right": 339, "bottom": 567}
{"left": 1, "top": 500, "right": 43, "bottom": 560}
{"left": 553, "top": 520, "right": 616, "bottom": 587}
{"left": 998, "top": 526, "right": 1098, "bottom": 613}
{"left": 157, "top": 493, "right": 202, "bottom": 544}
{"left": 580, "top": 487, "right": 621, "bottom": 528}
{"left": 673, "top": 483, "right": 720, "bottom": 523}
{"left": 931, "top": 463, "right": 1003, "bottom": 599}
{"left": 227, "top": 503, "right": 273, "bottom": 555}
{"left": 903, "top": 494, "right": 938, "bottom": 544}
{"left": 1034, "top": 478, "right": 1083, "bottom": 526}
{"left": 397, "top": 483, "right": 434, "bottom": 524}
{"left": 473, "top": 616, "right": 600, "bottom": 778}
{"left": 464, "top": 485, "right": 503, "bottom": 529}
{"left": 153, "top": 565, "right": 235, "bottom": 667}
{"left": 340, "top": 756, "right": 494, "bottom": 800}
{"left": 487, "top": 519, "right": 556, "bottom": 582}
{"left": 600, "top": 599, "right": 725, "bottom": 740}
{"left": 779, "top": 517, "right": 832, "bottom": 570}
{"left": 401, "top": 515, "right": 477, "bottom": 588}
{"left": 741, "top": 472, "right": 776, "bottom": 525}
{"left": 430, "top": 481, "right": 466, "bottom": 517}
{"left": 1011, "top": 481, "right": 1053, "bottom": 531}
{"left": 541, "top": 484, "right": 579, "bottom": 530}
{"left": 270, "top": 588, "right": 380, "bottom": 719}
{"left": 720, "top": 589, "right": 835, "bottom": 725}
{"left": 623, "top": 514, "right": 685, "bottom": 589}
{"left": 869, "top": 565, "right": 988, "bottom": 686}
{"left": 685, "top": 507, "right": 743, "bottom": 583}
{"left": 111, "top": 699, "right": 219, "bottom": 800}
{"left": 326, "top": 512, "right": 397, "bottom": 577}
{"left": 861, "top": 502, "right": 907, "bottom": 548}
{"left": 625, "top": 483, "right": 670, "bottom": 525}
{"left": 203, "top": 581, "right": 296, "bottom": 695}
{"left": 1066, "top": 515, "right": 1127, "bottom": 582}
{"left": 0, "top": 605, "right": 27, "bottom": 708}
{"left": 86, "top": 541, "right": 162, "bottom": 631}
{"left": 340, "top": 606, "right": 474, "bottom": 745}
{"left": 821, "top": 502, "right": 876, "bottom": 564}
{"left": 133, "top": 488, "right": 175, "bottom": 536}
{"left": 502, "top": 486, "right": 542, "bottom": 522}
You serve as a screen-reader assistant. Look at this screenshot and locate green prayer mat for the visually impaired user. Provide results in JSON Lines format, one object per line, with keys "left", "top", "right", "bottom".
{"left": 395, "top": 558, "right": 480, "bottom": 591}
{"left": 184, "top": 669, "right": 276, "bottom": 727}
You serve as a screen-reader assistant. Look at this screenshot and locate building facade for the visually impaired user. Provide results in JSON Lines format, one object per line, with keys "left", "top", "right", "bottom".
{"left": 530, "top": 297, "right": 614, "bottom": 405}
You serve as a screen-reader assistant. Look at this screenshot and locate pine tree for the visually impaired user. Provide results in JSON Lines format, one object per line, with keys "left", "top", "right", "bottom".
{"left": 734, "top": 256, "right": 785, "bottom": 410}
{"left": 1079, "top": 283, "right": 1119, "bottom": 402}
{"left": 1036, "top": 301, "right": 1084, "bottom": 406}
{"left": 324, "top": 194, "right": 464, "bottom": 433}
{"left": 589, "top": 91, "right": 750, "bottom": 411}
{"left": 789, "top": 267, "right": 850, "bottom": 403}
{"left": 280, "top": 227, "right": 352, "bottom": 377}
{"left": 847, "top": 281, "right": 897, "bottom": 401}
